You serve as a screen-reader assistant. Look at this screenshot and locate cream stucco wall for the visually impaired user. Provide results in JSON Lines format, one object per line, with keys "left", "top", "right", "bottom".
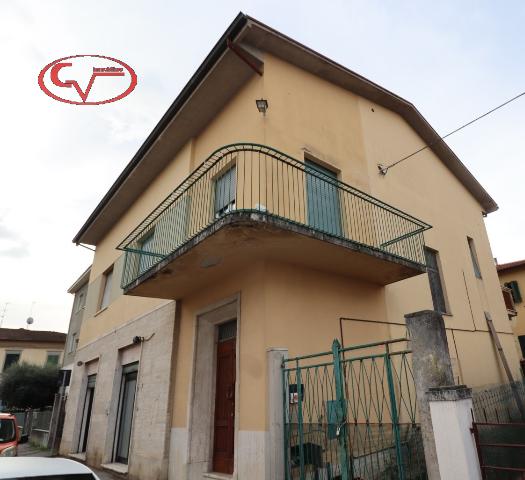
{"left": 70, "top": 48, "right": 521, "bottom": 478}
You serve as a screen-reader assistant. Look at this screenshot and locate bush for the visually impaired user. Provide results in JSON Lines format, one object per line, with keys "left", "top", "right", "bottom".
{"left": 0, "top": 362, "right": 59, "bottom": 409}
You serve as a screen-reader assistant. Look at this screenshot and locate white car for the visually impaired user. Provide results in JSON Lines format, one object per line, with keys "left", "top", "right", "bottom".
{"left": 0, "top": 457, "right": 100, "bottom": 479}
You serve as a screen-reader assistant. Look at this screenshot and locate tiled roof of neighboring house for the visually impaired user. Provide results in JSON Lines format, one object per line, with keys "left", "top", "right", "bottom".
{"left": 0, "top": 328, "right": 66, "bottom": 343}
{"left": 496, "top": 259, "right": 525, "bottom": 272}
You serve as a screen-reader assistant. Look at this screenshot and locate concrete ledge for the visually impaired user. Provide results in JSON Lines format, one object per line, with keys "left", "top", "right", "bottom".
{"left": 68, "top": 452, "right": 86, "bottom": 461}
{"left": 101, "top": 462, "right": 128, "bottom": 475}
{"left": 427, "top": 385, "right": 472, "bottom": 402}
{"left": 203, "top": 473, "right": 232, "bottom": 480}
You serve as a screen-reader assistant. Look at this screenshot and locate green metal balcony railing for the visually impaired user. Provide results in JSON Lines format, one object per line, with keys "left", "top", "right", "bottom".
{"left": 118, "top": 143, "right": 431, "bottom": 289}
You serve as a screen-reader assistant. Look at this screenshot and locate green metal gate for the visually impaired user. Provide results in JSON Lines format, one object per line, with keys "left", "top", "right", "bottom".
{"left": 282, "top": 338, "right": 427, "bottom": 480}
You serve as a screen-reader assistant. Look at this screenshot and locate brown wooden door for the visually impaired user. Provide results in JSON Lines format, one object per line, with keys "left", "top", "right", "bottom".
{"left": 212, "top": 336, "right": 236, "bottom": 474}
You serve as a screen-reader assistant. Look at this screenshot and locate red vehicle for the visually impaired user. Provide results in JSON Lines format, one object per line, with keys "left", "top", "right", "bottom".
{"left": 0, "top": 413, "right": 21, "bottom": 457}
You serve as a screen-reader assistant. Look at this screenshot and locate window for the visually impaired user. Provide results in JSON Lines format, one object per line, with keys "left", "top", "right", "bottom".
{"left": 115, "top": 362, "right": 139, "bottom": 464}
{"left": 46, "top": 352, "right": 60, "bottom": 365}
{"left": 467, "top": 237, "right": 482, "bottom": 279}
{"left": 305, "top": 159, "right": 342, "bottom": 237}
{"left": 68, "top": 332, "right": 78, "bottom": 354}
{"left": 425, "top": 248, "right": 448, "bottom": 314}
{"left": 505, "top": 281, "right": 522, "bottom": 304}
{"left": 214, "top": 166, "right": 236, "bottom": 218}
{"left": 75, "top": 291, "right": 86, "bottom": 312}
{"left": 78, "top": 374, "right": 96, "bottom": 453}
{"left": 137, "top": 230, "right": 155, "bottom": 275}
{"left": 519, "top": 336, "right": 525, "bottom": 358}
{"left": 99, "top": 267, "right": 113, "bottom": 310}
{"left": 3, "top": 351, "right": 20, "bottom": 371}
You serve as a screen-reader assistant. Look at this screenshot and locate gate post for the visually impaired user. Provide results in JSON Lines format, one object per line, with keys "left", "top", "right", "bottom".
{"left": 405, "top": 310, "right": 454, "bottom": 480}
{"left": 427, "top": 386, "right": 481, "bottom": 480}
{"left": 267, "top": 347, "right": 288, "bottom": 480}
{"left": 332, "top": 340, "right": 350, "bottom": 480}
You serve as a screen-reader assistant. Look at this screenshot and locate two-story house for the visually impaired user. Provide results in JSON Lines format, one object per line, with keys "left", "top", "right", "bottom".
{"left": 60, "top": 267, "right": 91, "bottom": 392}
{"left": 497, "top": 259, "right": 525, "bottom": 367}
{"left": 59, "top": 13, "right": 520, "bottom": 480}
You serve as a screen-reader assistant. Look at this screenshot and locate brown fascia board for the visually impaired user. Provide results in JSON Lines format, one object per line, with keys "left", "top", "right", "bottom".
{"left": 67, "top": 265, "right": 92, "bottom": 294}
{"left": 74, "top": 13, "right": 497, "bottom": 246}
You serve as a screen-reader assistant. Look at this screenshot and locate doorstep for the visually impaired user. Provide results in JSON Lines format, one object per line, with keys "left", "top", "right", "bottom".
{"left": 68, "top": 452, "right": 86, "bottom": 461}
{"left": 203, "top": 473, "right": 232, "bottom": 480}
{"left": 100, "top": 463, "right": 128, "bottom": 475}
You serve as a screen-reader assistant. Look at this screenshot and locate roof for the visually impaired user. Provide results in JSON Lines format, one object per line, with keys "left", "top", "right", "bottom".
{"left": 0, "top": 328, "right": 66, "bottom": 344}
{"left": 497, "top": 259, "right": 525, "bottom": 272}
{"left": 73, "top": 13, "right": 498, "bottom": 246}
{"left": 67, "top": 265, "right": 92, "bottom": 293}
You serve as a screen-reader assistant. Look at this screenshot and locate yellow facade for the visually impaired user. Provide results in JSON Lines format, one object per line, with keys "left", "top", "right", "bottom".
{"left": 498, "top": 263, "right": 525, "bottom": 358}
{"left": 0, "top": 341, "right": 63, "bottom": 370}
{"left": 66, "top": 18, "right": 520, "bottom": 478}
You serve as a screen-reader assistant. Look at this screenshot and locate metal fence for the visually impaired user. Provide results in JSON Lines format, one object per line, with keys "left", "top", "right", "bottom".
{"left": 472, "top": 381, "right": 525, "bottom": 479}
{"left": 472, "top": 381, "right": 525, "bottom": 423}
{"left": 282, "top": 338, "right": 426, "bottom": 480}
{"left": 118, "top": 143, "right": 430, "bottom": 289}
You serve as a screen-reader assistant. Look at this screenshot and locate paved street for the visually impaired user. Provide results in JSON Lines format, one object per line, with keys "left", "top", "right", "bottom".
{"left": 17, "top": 444, "right": 121, "bottom": 480}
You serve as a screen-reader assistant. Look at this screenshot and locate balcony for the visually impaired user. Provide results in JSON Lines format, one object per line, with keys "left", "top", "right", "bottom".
{"left": 118, "top": 144, "right": 431, "bottom": 298}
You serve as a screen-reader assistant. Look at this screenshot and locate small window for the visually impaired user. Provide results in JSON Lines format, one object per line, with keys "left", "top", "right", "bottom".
{"left": 76, "top": 291, "right": 86, "bottom": 312}
{"left": 214, "top": 166, "right": 236, "bottom": 218}
{"left": 519, "top": 335, "right": 525, "bottom": 358}
{"left": 505, "top": 281, "right": 522, "bottom": 304}
{"left": 467, "top": 237, "right": 482, "bottom": 279}
{"left": 46, "top": 352, "right": 60, "bottom": 366}
{"left": 3, "top": 352, "right": 20, "bottom": 371}
{"left": 99, "top": 267, "right": 114, "bottom": 310}
{"left": 425, "top": 248, "right": 448, "bottom": 314}
{"left": 68, "top": 332, "right": 78, "bottom": 354}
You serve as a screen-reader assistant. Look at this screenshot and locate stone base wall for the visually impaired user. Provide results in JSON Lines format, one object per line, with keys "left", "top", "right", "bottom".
{"left": 60, "top": 301, "right": 176, "bottom": 480}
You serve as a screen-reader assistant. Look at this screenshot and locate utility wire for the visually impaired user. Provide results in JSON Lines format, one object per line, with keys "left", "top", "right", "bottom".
{"left": 378, "top": 90, "right": 525, "bottom": 175}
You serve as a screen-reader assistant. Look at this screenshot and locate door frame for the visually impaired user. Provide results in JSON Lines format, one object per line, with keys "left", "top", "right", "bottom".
{"left": 186, "top": 294, "right": 240, "bottom": 478}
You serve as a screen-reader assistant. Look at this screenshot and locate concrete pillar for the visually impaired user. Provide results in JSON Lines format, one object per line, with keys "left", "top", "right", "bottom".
{"left": 405, "top": 310, "right": 454, "bottom": 480}
{"left": 267, "top": 347, "right": 288, "bottom": 480}
{"left": 428, "top": 386, "right": 481, "bottom": 480}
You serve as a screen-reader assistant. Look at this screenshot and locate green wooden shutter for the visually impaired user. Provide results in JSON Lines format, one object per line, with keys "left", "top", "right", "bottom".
{"left": 506, "top": 281, "right": 522, "bottom": 304}
{"left": 305, "top": 160, "right": 342, "bottom": 236}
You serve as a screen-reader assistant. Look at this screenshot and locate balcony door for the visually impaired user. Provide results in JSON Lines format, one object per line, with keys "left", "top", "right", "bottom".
{"left": 305, "top": 160, "right": 342, "bottom": 237}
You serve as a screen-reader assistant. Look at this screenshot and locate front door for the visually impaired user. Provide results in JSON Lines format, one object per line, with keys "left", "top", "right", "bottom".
{"left": 212, "top": 321, "right": 236, "bottom": 474}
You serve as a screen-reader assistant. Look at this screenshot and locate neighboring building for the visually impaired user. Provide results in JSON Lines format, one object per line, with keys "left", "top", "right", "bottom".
{"left": 59, "top": 14, "right": 520, "bottom": 480}
{"left": 0, "top": 328, "right": 66, "bottom": 373}
{"left": 60, "top": 267, "right": 91, "bottom": 390}
{"left": 497, "top": 259, "right": 525, "bottom": 363}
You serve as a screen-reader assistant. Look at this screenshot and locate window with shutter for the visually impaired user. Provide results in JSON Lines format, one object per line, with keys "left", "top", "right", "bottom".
{"left": 425, "top": 248, "right": 448, "bottom": 314}
{"left": 505, "top": 281, "right": 522, "bottom": 304}
{"left": 214, "top": 167, "right": 236, "bottom": 218}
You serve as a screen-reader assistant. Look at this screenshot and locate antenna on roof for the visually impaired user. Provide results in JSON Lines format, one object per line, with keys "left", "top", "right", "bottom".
{"left": 0, "top": 302, "right": 9, "bottom": 328}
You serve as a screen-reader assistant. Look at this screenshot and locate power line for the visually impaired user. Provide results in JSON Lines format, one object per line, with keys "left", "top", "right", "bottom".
{"left": 378, "top": 90, "right": 525, "bottom": 175}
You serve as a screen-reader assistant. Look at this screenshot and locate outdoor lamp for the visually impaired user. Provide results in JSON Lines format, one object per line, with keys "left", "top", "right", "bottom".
{"left": 256, "top": 98, "right": 268, "bottom": 115}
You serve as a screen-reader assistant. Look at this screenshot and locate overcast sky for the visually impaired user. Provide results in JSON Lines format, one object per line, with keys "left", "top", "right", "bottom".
{"left": 1, "top": 1, "right": 523, "bottom": 333}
